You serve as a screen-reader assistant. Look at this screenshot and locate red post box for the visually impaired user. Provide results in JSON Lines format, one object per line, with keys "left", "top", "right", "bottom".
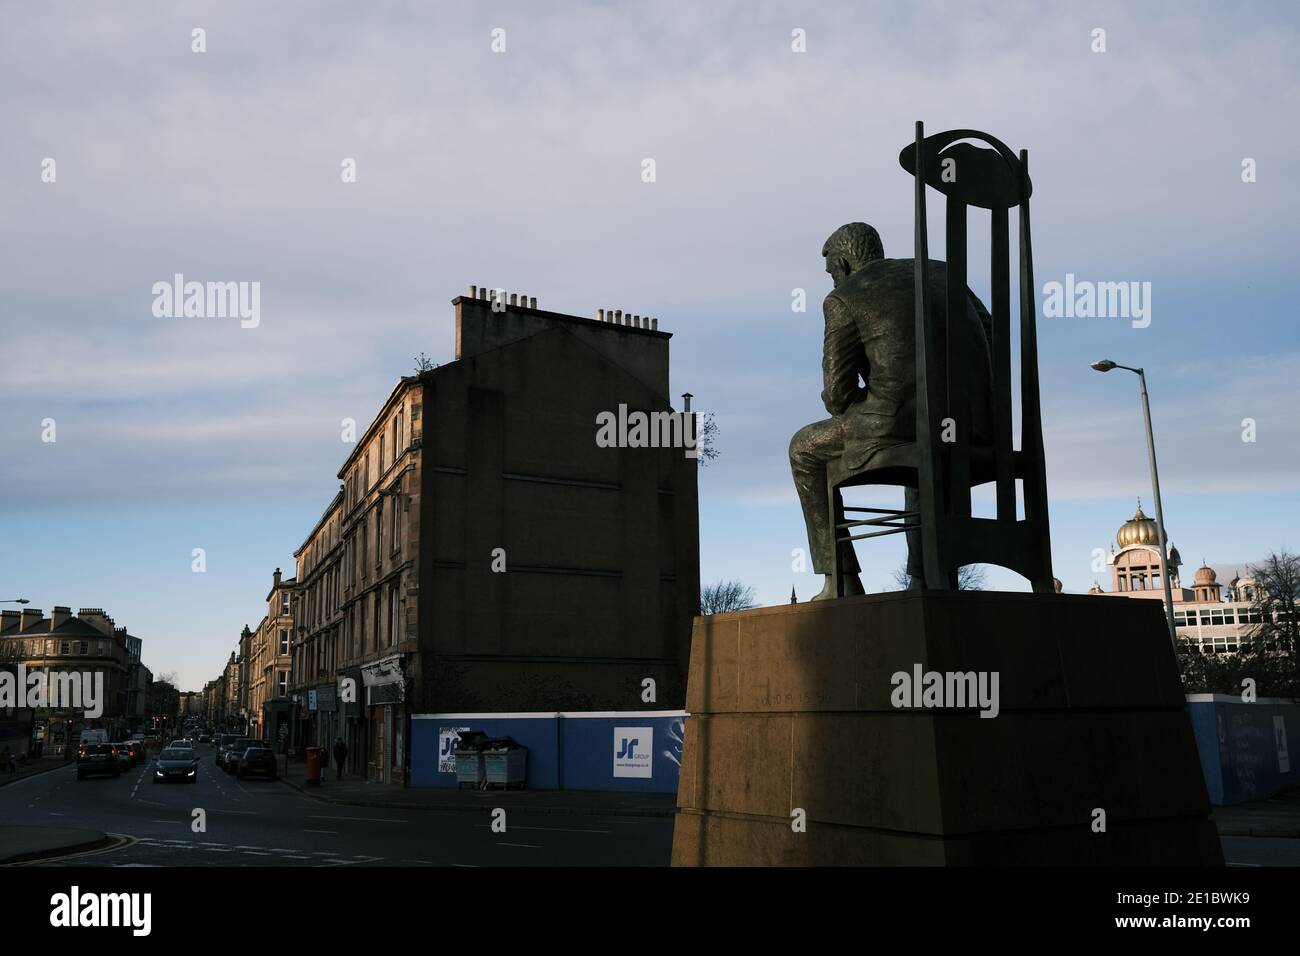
{"left": 306, "top": 746, "right": 322, "bottom": 786}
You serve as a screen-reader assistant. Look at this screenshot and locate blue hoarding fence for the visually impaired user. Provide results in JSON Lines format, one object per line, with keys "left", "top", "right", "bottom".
{"left": 411, "top": 711, "right": 687, "bottom": 792}
{"left": 1185, "top": 694, "right": 1298, "bottom": 805}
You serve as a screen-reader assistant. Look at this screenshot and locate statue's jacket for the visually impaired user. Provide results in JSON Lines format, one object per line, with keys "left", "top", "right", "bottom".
{"left": 822, "top": 257, "right": 995, "bottom": 472}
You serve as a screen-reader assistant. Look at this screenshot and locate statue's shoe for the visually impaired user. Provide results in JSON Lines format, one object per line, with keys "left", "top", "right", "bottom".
{"left": 811, "top": 574, "right": 865, "bottom": 601}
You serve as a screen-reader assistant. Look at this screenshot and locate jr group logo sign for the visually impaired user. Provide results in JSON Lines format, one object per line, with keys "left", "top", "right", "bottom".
{"left": 613, "top": 726, "right": 653, "bottom": 778}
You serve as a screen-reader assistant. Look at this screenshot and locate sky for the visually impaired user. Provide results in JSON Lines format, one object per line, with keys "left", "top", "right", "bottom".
{"left": 2, "top": 1, "right": 1298, "bottom": 691}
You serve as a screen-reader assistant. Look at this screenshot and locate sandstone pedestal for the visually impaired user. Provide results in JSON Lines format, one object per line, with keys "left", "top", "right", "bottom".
{"left": 671, "top": 591, "right": 1223, "bottom": 866}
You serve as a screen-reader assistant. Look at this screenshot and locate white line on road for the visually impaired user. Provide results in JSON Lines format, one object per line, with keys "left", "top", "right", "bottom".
{"left": 497, "top": 842, "right": 542, "bottom": 849}
{"left": 308, "top": 814, "right": 407, "bottom": 824}
{"left": 474, "top": 824, "right": 611, "bottom": 834}
{"left": 304, "top": 829, "right": 338, "bottom": 834}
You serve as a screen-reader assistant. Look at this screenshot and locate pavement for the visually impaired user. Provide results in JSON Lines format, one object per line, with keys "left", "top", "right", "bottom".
{"left": 277, "top": 756, "right": 679, "bottom": 817}
{"left": 1213, "top": 787, "right": 1300, "bottom": 838}
{"left": 0, "top": 825, "right": 114, "bottom": 865}
{"left": 0, "top": 755, "right": 73, "bottom": 788}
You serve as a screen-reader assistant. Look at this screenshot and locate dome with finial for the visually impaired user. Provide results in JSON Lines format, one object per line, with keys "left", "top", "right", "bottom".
{"left": 1116, "top": 498, "right": 1161, "bottom": 548}
{"left": 1193, "top": 562, "right": 1217, "bottom": 586}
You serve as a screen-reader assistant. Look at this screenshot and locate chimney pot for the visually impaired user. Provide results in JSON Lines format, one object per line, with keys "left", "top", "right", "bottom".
{"left": 478, "top": 286, "right": 488, "bottom": 300}
{"left": 509, "top": 293, "right": 518, "bottom": 306}
{"left": 529, "top": 297, "right": 537, "bottom": 308}
{"left": 597, "top": 308, "right": 605, "bottom": 321}
{"left": 469, "top": 284, "right": 477, "bottom": 298}
{"left": 651, "top": 317, "right": 658, "bottom": 330}
{"left": 614, "top": 309, "right": 623, "bottom": 324}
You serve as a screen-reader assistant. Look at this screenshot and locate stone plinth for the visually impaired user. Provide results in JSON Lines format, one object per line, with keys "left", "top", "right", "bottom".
{"left": 671, "top": 590, "right": 1223, "bottom": 866}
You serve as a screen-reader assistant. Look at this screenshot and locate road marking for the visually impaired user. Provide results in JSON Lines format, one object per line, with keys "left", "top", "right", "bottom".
{"left": 204, "top": 847, "right": 233, "bottom": 853}
{"left": 304, "top": 829, "right": 338, "bottom": 835}
{"left": 240, "top": 851, "right": 271, "bottom": 857}
{"left": 47, "top": 812, "right": 65, "bottom": 816}
{"left": 149, "top": 819, "right": 178, "bottom": 824}
{"left": 308, "top": 814, "right": 407, "bottom": 824}
{"left": 497, "top": 842, "right": 542, "bottom": 849}
{"left": 402, "top": 859, "right": 437, "bottom": 864}
{"left": 475, "top": 824, "right": 610, "bottom": 834}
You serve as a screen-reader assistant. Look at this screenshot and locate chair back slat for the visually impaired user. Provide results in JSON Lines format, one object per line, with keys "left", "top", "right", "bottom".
{"left": 911, "top": 121, "right": 946, "bottom": 588}
{"left": 990, "top": 206, "right": 1015, "bottom": 522}
{"left": 945, "top": 198, "right": 972, "bottom": 520}
{"left": 1017, "top": 150, "right": 1053, "bottom": 586}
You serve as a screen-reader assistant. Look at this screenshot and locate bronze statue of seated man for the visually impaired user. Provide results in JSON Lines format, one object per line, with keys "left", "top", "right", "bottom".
{"left": 789, "top": 222, "right": 995, "bottom": 600}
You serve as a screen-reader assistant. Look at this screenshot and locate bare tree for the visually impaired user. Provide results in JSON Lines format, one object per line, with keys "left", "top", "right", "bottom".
{"left": 700, "top": 579, "right": 757, "bottom": 615}
{"left": 695, "top": 413, "right": 720, "bottom": 467}
{"left": 890, "top": 563, "right": 988, "bottom": 591}
{"left": 1243, "top": 550, "right": 1300, "bottom": 657}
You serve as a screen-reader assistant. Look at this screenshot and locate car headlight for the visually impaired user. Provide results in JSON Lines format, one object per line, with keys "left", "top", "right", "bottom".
{"left": 155, "top": 769, "right": 164, "bottom": 777}
{"left": 187, "top": 769, "right": 196, "bottom": 776}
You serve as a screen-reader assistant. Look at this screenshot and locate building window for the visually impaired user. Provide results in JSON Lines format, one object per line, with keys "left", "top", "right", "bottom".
{"left": 376, "top": 499, "right": 384, "bottom": 561}
{"left": 282, "top": 592, "right": 291, "bottom": 615}
{"left": 391, "top": 491, "right": 400, "bottom": 554}
{"left": 60, "top": 641, "right": 69, "bottom": 655}
{"left": 390, "top": 585, "right": 400, "bottom": 646}
{"left": 278, "top": 672, "right": 288, "bottom": 697}
{"left": 380, "top": 434, "right": 385, "bottom": 475}
{"left": 279, "top": 629, "right": 290, "bottom": 655}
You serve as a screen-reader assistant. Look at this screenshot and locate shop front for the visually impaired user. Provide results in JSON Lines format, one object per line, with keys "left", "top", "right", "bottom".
{"left": 361, "top": 655, "right": 406, "bottom": 785}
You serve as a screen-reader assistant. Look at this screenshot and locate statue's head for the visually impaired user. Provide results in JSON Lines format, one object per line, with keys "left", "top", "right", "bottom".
{"left": 822, "top": 223, "right": 883, "bottom": 288}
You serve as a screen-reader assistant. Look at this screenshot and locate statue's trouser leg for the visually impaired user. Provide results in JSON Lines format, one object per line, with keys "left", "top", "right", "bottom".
{"left": 905, "top": 485, "right": 923, "bottom": 578}
{"left": 789, "top": 418, "right": 861, "bottom": 575}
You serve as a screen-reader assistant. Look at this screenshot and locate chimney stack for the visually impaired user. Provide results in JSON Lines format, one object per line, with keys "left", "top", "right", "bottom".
{"left": 50, "top": 606, "right": 72, "bottom": 628}
{"left": 273, "top": 567, "right": 282, "bottom": 587}
{"left": 19, "top": 608, "right": 44, "bottom": 631}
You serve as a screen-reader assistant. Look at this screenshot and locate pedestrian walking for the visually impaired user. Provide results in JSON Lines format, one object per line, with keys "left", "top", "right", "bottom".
{"left": 332, "top": 737, "right": 347, "bottom": 781}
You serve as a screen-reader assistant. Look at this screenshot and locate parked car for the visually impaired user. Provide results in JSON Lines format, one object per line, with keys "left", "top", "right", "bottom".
{"left": 153, "top": 747, "right": 199, "bottom": 784}
{"left": 198, "top": 733, "right": 212, "bottom": 744}
{"left": 111, "top": 743, "right": 133, "bottom": 771}
{"left": 125, "top": 740, "right": 146, "bottom": 765}
{"left": 237, "top": 747, "right": 278, "bottom": 781}
{"left": 224, "top": 739, "right": 261, "bottom": 775}
{"left": 214, "top": 734, "right": 241, "bottom": 767}
{"left": 77, "top": 743, "right": 121, "bottom": 779}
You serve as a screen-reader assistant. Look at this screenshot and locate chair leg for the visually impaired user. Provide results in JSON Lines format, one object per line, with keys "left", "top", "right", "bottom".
{"left": 829, "top": 482, "right": 843, "bottom": 598}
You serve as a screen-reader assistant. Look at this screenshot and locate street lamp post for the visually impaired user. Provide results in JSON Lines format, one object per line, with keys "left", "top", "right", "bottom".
{"left": 1091, "top": 360, "right": 1179, "bottom": 652}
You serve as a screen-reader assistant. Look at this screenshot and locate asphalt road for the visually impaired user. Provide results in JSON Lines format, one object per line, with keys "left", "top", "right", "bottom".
{"left": 0, "top": 747, "right": 673, "bottom": 867}
{"left": 4, "top": 747, "right": 1295, "bottom": 867}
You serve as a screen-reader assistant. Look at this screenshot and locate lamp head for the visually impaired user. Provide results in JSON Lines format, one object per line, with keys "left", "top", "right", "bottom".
{"left": 1090, "top": 359, "right": 1117, "bottom": 372}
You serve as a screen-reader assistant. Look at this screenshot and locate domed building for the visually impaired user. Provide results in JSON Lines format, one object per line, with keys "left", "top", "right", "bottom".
{"left": 1088, "top": 500, "right": 1267, "bottom": 655}
{"left": 1104, "top": 500, "right": 1187, "bottom": 599}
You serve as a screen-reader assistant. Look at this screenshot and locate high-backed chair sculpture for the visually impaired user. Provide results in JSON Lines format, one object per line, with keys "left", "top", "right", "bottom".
{"left": 828, "top": 122, "right": 1054, "bottom": 594}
